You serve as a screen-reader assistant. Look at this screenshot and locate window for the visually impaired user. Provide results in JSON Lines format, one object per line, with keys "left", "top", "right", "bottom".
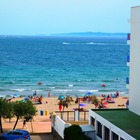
{"left": 104, "top": 126, "right": 110, "bottom": 140}
{"left": 13, "top": 132, "right": 23, "bottom": 135}
{"left": 97, "top": 121, "right": 102, "bottom": 138}
{"left": 91, "top": 117, "right": 95, "bottom": 126}
{"left": 112, "top": 132, "right": 118, "bottom": 140}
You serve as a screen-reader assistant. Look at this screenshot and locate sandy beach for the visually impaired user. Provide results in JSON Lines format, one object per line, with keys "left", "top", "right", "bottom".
{"left": 10, "top": 95, "right": 128, "bottom": 115}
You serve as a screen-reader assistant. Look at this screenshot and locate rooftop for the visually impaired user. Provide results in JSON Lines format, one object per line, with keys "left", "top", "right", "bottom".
{"left": 91, "top": 109, "right": 140, "bottom": 140}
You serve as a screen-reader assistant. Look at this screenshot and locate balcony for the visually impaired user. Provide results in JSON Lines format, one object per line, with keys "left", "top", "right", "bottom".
{"left": 127, "top": 55, "right": 130, "bottom": 66}
{"left": 126, "top": 77, "right": 129, "bottom": 88}
{"left": 127, "top": 33, "right": 130, "bottom": 45}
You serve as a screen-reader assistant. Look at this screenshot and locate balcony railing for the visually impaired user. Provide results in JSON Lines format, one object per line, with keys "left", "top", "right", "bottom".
{"left": 55, "top": 110, "right": 89, "bottom": 121}
{"left": 126, "top": 77, "right": 129, "bottom": 88}
{"left": 127, "top": 33, "right": 130, "bottom": 45}
{"left": 126, "top": 77, "right": 129, "bottom": 84}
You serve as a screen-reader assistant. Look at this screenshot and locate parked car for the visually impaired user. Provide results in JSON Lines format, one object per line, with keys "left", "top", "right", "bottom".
{"left": 1, "top": 129, "right": 30, "bottom": 140}
{"left": 0, "top": 136, "right": 6, "bottom": 140}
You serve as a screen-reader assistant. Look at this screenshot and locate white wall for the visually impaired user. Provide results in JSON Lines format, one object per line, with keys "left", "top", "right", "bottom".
{"left": 53, "top": 116, "right": 71, "bottom": 139}
{"left": 129, "top": 6, "right": 140, "bottom": 115}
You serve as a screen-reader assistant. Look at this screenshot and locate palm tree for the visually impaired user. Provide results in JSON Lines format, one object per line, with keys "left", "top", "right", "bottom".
{"left": 90, "top": 95, "right": 100, "bottom": 108}
{"left": 65, "top": 96, "right": 74, "bottom": 105}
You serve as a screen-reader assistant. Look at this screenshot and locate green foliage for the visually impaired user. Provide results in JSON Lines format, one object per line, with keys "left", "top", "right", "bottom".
{"left": 64, "top": 125, "right": 92, "bottom": 140}
{"left": 0, "top": 98, "right": 8, "bottom": 116}
{"left": 14, "top": 100, "right": 37, "bottom": 118}
{"left": 3, "top": 101, "right": 15, "bottom": 121}
{"left": 58, "top": 95, "right": 74, "bottom": 111}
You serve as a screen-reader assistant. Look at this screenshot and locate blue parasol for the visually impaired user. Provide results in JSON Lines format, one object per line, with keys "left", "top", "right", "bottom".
{"left": 84, "top": 92, "right": 92, "bottom": 97}
{"left": 79, "top": 103, "right": 86, "bottom": 107}
{"left": 24, "top": 97, "right": 29, "bottom": 101}
{"left": 10, "top": 93, "right": 20, "bottom": 98}
{"left": 86, "top": 92, "right": 92, "bottom": 95}
{"left": 58, "top": 95, "right": 65, "bottom": 100}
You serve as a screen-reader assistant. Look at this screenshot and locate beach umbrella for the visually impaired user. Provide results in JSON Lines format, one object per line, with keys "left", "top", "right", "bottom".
{"left": 58, "top": 95, "right": 65, "bottom": 100}
{"left": 10, "top": 93, "right": 20, "bottom": 98}
{"left": 84, "top": 91, "right": 92, "bottom": 97}
{"left": 24, "top": 97, "right": 29, "bottom": 101}
{"left": 79, "top": 103, "right": 86, "bottom": 107}
{"left": 86, "top": 92, "right": 92, "bottom": 95}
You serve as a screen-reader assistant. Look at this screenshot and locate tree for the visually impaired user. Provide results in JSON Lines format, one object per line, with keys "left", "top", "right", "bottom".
{"left": 65, "top": 96, "right": 74, "bottom": 105}
{"left": 64, "top": 125, "right": 92, "bottom": 140}
{"left": 59, "top": 99, "right": 68, "bottom": 111}
{"left": 58, "top": 95, "right": 74, "bottom": 111}
{"left": 90, "top": 95, "right": 100, "bottom": 108}
{"left": 13, "top": 100, "right": 37, "bottom": 130}
{"left": 0, "top": 98, "right": 8, "bottom": 133}
{"left": 3, "top": 101, "right": 15, "bottom": 123}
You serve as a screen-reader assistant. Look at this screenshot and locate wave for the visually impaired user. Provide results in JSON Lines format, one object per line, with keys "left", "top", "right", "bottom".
{"left": 68, "top": 84, "right": 73, "bottom": 87}
{"left": 10, "top": 88, "right": 31, "bottom": 92}
{"left": 63, "top": 42, "right": 71, "bottom": 45}
{"left": 101, "top": 79, "right": 116, "bottom": 82}
{"left": 53, "top": 89, "right": 73, "bottom": 92}
{"left": 98, "top": 89, "right": 115, "bottom": 92}
{"left": 77, "top": 89, "right": 99, "bottom": 93}
{"left": 86, "top": 42, "right": 106, "bottom": 45}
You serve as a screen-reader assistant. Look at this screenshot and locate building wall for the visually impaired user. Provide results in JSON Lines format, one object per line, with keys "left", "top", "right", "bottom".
{"left": 129, "top": 6, "right": 140, "bottom": 115}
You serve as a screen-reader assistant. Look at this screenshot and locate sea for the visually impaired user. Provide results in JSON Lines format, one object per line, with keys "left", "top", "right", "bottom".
{"left": 0, "top": 35, "right": 129, "bottom": 98}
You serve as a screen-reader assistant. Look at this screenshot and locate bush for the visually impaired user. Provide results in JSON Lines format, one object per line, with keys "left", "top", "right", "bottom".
{"left": 64, "top": 125, "right": 91, "bottom": 140}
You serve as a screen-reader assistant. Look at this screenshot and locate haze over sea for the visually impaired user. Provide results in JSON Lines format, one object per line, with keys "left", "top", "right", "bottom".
{"left": 0, "top": 34, "right": 129, "bottom": 98}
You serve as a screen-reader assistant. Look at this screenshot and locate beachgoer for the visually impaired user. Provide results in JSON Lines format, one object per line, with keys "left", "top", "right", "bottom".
{"left": 116, "top": 91, "right": 119, "bottom": 97}
{"left": 33, "top": 90, "right": 37, "bottom": 96}
{"left": 22, "top": 120, "right": 27, "bottom": 129}
{"left": 107, "top": 95, "right": 110, "bottom": 100}
{"left": 38, "top": 95, "right": 43, "bottom": 104}
{"left": 48, "top": 91, "right": 51, "bottom": 97}
{"left": 59, "top": 104, "right": 62, "bottom": 111}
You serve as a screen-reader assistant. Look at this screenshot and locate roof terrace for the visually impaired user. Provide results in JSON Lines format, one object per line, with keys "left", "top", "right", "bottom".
{"left": 91, "top": 109, "right": 140, "bottom": 140}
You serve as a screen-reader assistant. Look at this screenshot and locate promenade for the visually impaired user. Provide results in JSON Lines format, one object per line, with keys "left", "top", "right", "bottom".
{"left": 2, "top": 116, "right": 53, "bottom": 140}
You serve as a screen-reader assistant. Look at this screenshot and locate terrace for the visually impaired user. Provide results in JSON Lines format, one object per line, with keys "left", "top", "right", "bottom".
{"left": 91, "top": 109, "right": 140, "bottom": 140}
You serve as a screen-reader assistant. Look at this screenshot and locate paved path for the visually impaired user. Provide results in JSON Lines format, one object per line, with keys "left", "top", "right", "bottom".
{"left": 30, "top": 133, "right": 58, "bottom": 140}
{"left": 1, "top": 116, "right": 62, "bottom": 140}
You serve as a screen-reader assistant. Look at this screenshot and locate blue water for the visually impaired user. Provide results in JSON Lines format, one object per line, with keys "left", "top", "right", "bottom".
{"left": 0, "top": 36, "right": 129, "bottom": 97}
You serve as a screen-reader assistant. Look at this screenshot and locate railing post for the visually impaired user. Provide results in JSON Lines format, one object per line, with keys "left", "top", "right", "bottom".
{"left": 67, "top": 111, "right": 69, "bottom": 121}
{"left": 84, "top": 111, "right": 86, "bottom": 120}
{"left": 74, "top": 111, "right": 75, "bottom": 121}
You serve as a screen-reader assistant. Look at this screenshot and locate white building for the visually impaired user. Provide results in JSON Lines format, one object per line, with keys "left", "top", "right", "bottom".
{"left": 129, "top": 6, "right": 140, "bottom": 115}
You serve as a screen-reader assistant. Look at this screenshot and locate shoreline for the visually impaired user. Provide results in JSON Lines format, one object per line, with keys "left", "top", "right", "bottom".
{"left": 0, "top": 90, "right": 129, "bottom": 99}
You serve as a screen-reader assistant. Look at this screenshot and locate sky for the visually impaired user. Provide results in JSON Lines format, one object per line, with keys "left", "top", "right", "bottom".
{"left": 0, "top": 0, "right": 140, "bottom": 35}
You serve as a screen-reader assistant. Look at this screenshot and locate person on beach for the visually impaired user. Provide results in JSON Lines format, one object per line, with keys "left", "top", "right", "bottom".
{"left": 116, "top": 91, "right": 119, "bottom": 97}
{"left": 22, "top": 119, "right": 27, "bottom": 129}
{"left": 33, "top": 90, "right": 37, "bottom": 96}
{"left": 48, "top": 91, "right": 51, "bottom": 97}
{"left": 59, "top": 104, "right": 62, "bottom": 111}
{"left": 38, "top": 95, "right": 43, "bottom": 104}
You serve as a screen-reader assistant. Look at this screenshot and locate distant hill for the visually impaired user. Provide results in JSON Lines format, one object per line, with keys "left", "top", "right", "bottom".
{"left": 50, "top": 32, "right": 127, "bottom": 38}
